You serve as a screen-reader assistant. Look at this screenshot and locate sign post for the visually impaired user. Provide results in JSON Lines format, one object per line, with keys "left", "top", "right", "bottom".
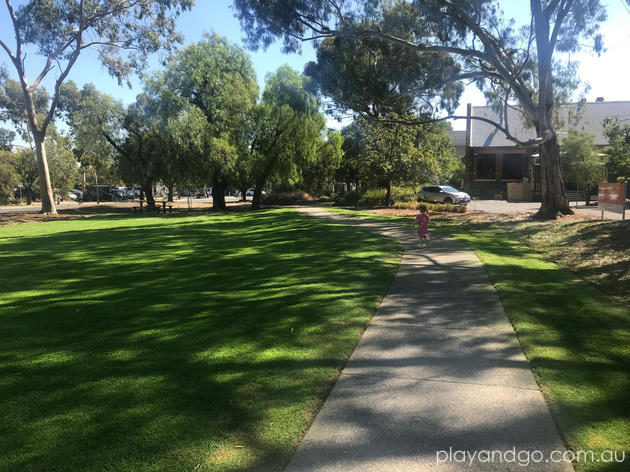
{"left": 598, "top": 182, "right": 627, "bottom": 220}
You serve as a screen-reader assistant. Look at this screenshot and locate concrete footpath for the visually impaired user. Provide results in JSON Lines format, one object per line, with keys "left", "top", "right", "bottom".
{"left": 287, "top": 207, "right": 572, "bottom": 472}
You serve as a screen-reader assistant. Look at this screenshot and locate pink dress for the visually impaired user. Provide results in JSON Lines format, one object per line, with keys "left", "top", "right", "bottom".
{"left": 415, "top": 213, "right": 430, "bottom": 238}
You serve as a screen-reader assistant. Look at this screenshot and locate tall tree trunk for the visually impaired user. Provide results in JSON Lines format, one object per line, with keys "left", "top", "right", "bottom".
{"left": 251, "top": 158, "right": 277, "bottom": 210}
{"left": 240, "top": 186, "right": 248, "bottom": 202}
{"left": 532, "top": 4, "right": 571, "bottom": 219}
{"left": 142, "top": 180, "right": 155, "bottom": 207}
{"left": 537, "top": 135, "right": 572, "bottom": 218}
{"left": 251, "top": 181, "right": 265, "bottom": 210}
{"left": 25, "top": 187, "right": 33, "bottom": 205}
{"left": 33, "top": 133, "right": 57, "bottom": 214}
{"left": 384, "top": 179, "right": 392, "bottom": 207}
{"left": 212, "top": 175, "right": 227, "bottom": 210}
{"left": 167, "top": 183, "right": 174, "bottom": 203}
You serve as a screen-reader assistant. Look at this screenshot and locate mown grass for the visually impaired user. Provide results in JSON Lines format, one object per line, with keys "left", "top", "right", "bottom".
{"left": 327, "top": 207, "right": 630, "bottom": 471}
{"left": 0, "top": 209, "right": 401, "bottom": 472}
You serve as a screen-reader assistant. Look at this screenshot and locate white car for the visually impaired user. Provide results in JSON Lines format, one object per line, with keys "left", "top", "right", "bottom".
{"left": 418, "top": 185, "right": 471, "bottom": 205}
{"left": 246, "top": 188, "right": 266, "bottom": 197}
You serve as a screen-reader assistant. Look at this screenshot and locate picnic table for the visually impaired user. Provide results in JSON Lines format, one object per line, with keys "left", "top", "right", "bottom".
{"left": 133, "top": 200, "right": 172, "bottom": 214}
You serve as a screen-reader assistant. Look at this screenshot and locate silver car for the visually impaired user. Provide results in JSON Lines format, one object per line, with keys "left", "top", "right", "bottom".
{"left": 418, "top": 185, "right": 471, "bottom": 204}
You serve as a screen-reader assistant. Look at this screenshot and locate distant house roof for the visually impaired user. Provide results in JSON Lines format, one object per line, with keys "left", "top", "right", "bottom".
{"left": 468, "top": 100, "right": 630, "bottom": 147}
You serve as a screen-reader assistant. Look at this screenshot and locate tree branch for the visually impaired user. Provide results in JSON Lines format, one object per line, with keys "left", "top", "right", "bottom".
{"left": 41, "top": 0, "right": 85, "bottom": 134}
{"left": 550, "top": 0, "right": 574, "bottom": 52}
{"left": 366, "top": 113, "right": 541, "bottom": 147}
{"left": 28, "top": 57, "right": 55, "bottom": 91}
{"left": 5, "top": 0, "right": 24, "bottom": 75}
{"left": 0, "top": 38, "right": 15, "bottom": 62}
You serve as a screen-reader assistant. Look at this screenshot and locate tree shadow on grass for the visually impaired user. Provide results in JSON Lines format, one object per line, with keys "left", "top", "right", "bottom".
{"left": 0, "top": 209, "right": 401, "bottom": 471}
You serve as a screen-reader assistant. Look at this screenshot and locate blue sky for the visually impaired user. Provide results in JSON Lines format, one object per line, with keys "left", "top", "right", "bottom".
{"left": 1, "top": 0, "right": 629, "bottom": 131}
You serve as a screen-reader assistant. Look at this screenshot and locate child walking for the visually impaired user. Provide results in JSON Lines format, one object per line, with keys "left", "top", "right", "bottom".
{"left": 415, "top": 205, "right": 431, "bottom": 247}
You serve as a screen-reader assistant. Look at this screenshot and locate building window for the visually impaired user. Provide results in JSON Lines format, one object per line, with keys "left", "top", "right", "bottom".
{"left": 476, "top": 154, "right": 496, "bottom": 179}
{"left": 502, "top": 154, "right": 523, "bottom": 180}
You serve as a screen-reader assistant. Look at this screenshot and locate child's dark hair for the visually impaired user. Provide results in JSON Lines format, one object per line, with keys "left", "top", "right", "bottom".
{"left": 419, "top": 205, "right": 427, "bottom": 213}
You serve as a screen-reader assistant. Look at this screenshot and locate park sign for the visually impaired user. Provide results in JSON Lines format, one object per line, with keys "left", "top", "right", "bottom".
{"left": 598, "top": 182, "right": 627, "bottom": 220}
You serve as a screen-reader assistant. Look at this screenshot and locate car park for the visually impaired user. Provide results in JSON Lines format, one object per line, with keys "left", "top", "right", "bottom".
{"left": 418, "top": 185, "right": 471, "bottom": 204}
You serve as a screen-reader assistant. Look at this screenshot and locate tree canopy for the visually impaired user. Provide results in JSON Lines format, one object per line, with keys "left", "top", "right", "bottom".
{"left": 249, "top": 66, "right": 325, "bottom": 209}
{"left": 159, "top": 32, "right": 259, "bottom": 209}
{"left": 0, "top": 0, "right": 192, "bottom": 214}
{"left": 233, "top": 0, "right": 610, "bottom": 218}
{"left": 560, "top": 130, "right": 605, "bottom": 203}
{"left": 603, "top": 117, "right": 630, "bottom": 181}
{"left": 341, "top": 115, "right": 456, "bottom": 205}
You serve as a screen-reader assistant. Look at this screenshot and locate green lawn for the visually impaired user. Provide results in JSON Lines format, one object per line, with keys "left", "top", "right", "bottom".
{"left": 327, "top": 207, "right": 630, "bottom": 471}
{"left": 0, "top": 209, "right": 401, "bottom": 471}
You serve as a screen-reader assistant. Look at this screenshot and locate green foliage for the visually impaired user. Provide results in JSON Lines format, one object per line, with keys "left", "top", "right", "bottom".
{"left": 250, "top": 66, "right": 325, "bottom": 207}
{"left": 390, "top": 186, "right": 418, "bottom": 205}
{"left": 340, "top": 116, "right": 457, "bottom": 194}
{"left": 335, "top": 190, "right": 360, "bottom": 207}
{"left": 12, "top": 149, "right": 39, "bottom": 204}
{"left": 603, "top": 117, "right": 630, "bottom": 179}
{"left": 304, "top": 6, "right": 463, "bottom": 117}
{"left": 359, "top": 188, "right": 388, "bottom": 207}
{"left": 59, "top": 82, "right": 121, "bottom": 186}
{"left": 234, "top": 0, "right": 610, "bottom": 217}
{"left": 262, "top": 190, "right": 315, "bottom": 204}
{"left": 0, "top": 151, "right": 18, "bottom": 204}
{"left": 13, "top": 0, "right": 193, "bottom": 86}
{"left": 0, "top": 128, "right": 15, "bottom": 151}
{"left": 301, "top": 130, "right": 344, "bottom": 196}
{"left": 45, "top": 127, "right": 79, "bottom": 197}
{"left": 0, "top": 77, "right": 49, "bottom": 143}
{"left": 159, "top": 33, "right": 260, "bottom": 207}
{"left": 560, "top": 130, "right": 606, "bottom": 194}
{"left": 392, "top": 201, "right": 468, "bottom": 213}
{"left": 2, "top": 0, "right": 193, "bottom": 212}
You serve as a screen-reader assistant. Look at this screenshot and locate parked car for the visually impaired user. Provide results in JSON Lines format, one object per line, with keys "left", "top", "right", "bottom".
{"left": 179, "top": 189, "right": 196, "bottom": 197}
{"left": 245, "top": 188, "right": 267, "bottom": 197}
{"left": 68, "top": 189, "right": 83, "bottom": 200}
{"left": 111, "top": 188, "right": 127, "bottom": 199}
{"left": 418, "top": 185, "right": 471, "bottom": 205}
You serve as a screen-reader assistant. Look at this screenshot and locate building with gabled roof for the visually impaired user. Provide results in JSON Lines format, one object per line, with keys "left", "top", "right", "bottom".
{"left": 462, "top": 99, "right": 630, "bottom": 200}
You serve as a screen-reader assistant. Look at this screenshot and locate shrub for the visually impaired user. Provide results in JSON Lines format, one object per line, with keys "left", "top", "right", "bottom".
{"left": 261, "top": 191, "right": 315, "bottom": 205}
{"left": 390, "top": 186, "right": 418, "bottom": 205}
{"left": 334, "top": 190, "right": 359, "bottom": 206}
{"left": 393, "top": 201, "right": 468, "bottom": 213}
{"left": 359, "top": 188, "right": 388, "bottom": 207}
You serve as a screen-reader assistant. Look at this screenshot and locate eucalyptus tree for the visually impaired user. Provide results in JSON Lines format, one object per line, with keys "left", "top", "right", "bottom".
{"left": 0, "top": 128, "right": 15, "bottom": 151}
{"left": 0, "top": 76, "right": 48, "bottom": 147}
{"left": 60, "top": 82, "right": 120, "bottom": 198}
{"left": 249, "top": 66, "right": 325, "bottom": 209}
{"left": 160, "top": 33, "right": 259, "bottom": 210}
{"left": 234, "top": 0, "right": 611, "bottom": 218}
{"left": 0, "top": 0, "right": 192, "bottom": 214}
